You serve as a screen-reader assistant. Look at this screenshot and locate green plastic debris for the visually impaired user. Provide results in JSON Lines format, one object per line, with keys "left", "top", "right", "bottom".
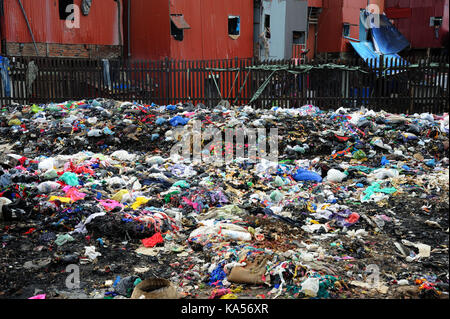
{"left": 363, "top": 182, "right": 397, "bottom": 201}
{"left": 31, "top": 104, "right": 44, "bottom": 113}
{"left": 352, "top": 150, "right": 367, "bottom": 160}
{"left": 274, "top": 176, "right": 285, "bottom": 187}
{"left": 317, "top": 275, "right": 338, "bottom": 299}
{"left": 47, "top": 104, "right": 61, "bottom": 112}
{"left": 348, "top": 166, "right": 374, "bottom": 174}
{"left": 59, "top": 172, "right": 79, "bottom": 186}
{"left": 133, "top": 278, "right": 142, "bottom": 287}
{"left": 171, "top": 245, "right": 184, "bottom": 253}
{"left": 164, "top": 190, "right": 181, "bottom": 203}
{"left": 293, "top": 145, "right": 306, "bottom": 154}
{"left": 173, "top": 180, "right": 190, "bottom": 188}
{"left": 43, "top": 169, "right": 59, "bottom": 180}
{"left": 55, "top": 234, "right": 74, "bottom": 246}
{"left": 270, "top": 190, "right": 284, "bottom": 202}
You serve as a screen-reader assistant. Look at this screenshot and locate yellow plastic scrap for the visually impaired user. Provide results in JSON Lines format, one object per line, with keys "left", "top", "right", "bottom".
{"left": 220, "top": 293, "right": 238, "bottom": 299}
{"left": 231, "top": 286, "right": 243, "bottom": 293}
{"left": 131, "top": 197, "right": 150, "bottom": 210}
{"left": 49, "top": 196, "right": 73, "bottom": 203}
{"left": 8, "top": 119, "right": 21, "bottom": 126}
{"left": 307, "top": 202, "right": 316, "bottom": 213}
{"left": 111, "top": 189, "right": 129, "bottom": 202}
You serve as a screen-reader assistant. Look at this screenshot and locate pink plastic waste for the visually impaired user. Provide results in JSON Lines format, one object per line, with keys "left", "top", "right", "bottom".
{"left": 64, "top": 186, "right": 87, "bottom": 201}
{"left": 98, "top": 199, "right": 124, "bottom": 211}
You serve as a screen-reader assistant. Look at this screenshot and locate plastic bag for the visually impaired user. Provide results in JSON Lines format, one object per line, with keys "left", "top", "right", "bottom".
{"left": 301, "top": 277, "right": 320, "bottom": 297}
{"left": 37, "top": 181, "right": 61, "bottom": 193}
{"left": 326, "top": 169, "right": 347, "bottom": 183}
{"left": 169, "top": 116, "right": 190, "bottom": 127}
{"left": 59, "top": 172, "right": 79, "bottom": 186}
{"left": 293, "top": 169, "right": 322, "bottom": 182}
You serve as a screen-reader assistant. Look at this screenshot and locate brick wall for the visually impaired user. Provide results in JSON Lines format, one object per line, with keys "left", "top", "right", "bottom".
{"left": 5, "top": 42, "right": 122, "bottom": 59}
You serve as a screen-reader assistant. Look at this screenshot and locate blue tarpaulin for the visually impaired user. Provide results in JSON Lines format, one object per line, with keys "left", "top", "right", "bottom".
{"left": 370, "top": 14, "right": 409, "bottom": 55}
{"left": 350, "top": 41, "right": 406, "bottom": 69}
{"left": 351, "top": 12, "right": 409, "bottom": 75}
{"left": 0, "top": 56, "right": 11, "bottom": 97}
{"left": 350, "top": 41, "right": 408, "bottom": 77}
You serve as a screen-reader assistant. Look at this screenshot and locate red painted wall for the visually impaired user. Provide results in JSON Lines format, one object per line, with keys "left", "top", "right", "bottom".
{"left": 128, "top": 0, "right": 170, "bottom": 60}
{"left": 317, "top": 0, "right": 385, "bottom": 53}
{"left": 385, "top": 0, "right": 449, "bottom": 48}
{"left": 128, "top": 0, "right": 253, "bottom": 61}
{"left": 316, "top": 0, "right": 344, "bottom": 53}
{"left": 2, "top": 0, "right": 122, "bottom": 45}
{"left": 308, "top": 0, "right": 323, "bottom": 7}
{"left": 169, "top": 0, "right": 254, "bottom": 60}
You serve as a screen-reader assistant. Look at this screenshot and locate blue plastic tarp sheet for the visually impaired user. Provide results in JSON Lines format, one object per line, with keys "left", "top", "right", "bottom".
{"left": 350, "top": 41, "right": 407, "bottom": 75}
{"left": 370, "top": 14, "right": 409, "bottom": 55}
{"left": 0, "top": 56, "right": 11, "bottom": 97}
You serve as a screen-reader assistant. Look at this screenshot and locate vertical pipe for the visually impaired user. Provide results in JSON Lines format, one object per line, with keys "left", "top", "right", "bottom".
{"left": 127, "top": 0, "right": 131, "bottom": 57}
{"left": 17, "top": 0, "right": 39, "bottom": 56}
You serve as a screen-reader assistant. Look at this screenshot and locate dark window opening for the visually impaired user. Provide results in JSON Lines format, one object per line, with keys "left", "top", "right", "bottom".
{"left": 59, "top": 0, "right": 74, "bottom": 20}
{"left": 170, "top": 14, "right": 190, "bottom": 41}
{"left": 430, "top": 17, "right": 443, "bottom": 27}
{"left": 171, "top": 21, "right": 184, "bottom": 41}
{"left": 264, "top": 14, "right": 271, "bottom": 38}
{"left": 343, "top": 23, "right": 350, "bottom": 37}
{"left": 228, "top": 16, "right": 240, "bottom": 36}
{"left": 293, "top": 31, "right": 306, "bottom": 45}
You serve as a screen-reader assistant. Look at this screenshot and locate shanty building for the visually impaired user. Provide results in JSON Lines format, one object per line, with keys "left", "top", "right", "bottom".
{"left": 0, "top": 0, "right": 124, "bottom": 59}
{"left": 385, "top": 0, "right": 449, "bottom": 53}
{"left": 126, "top": 0, "right": 254, "bottom": 60}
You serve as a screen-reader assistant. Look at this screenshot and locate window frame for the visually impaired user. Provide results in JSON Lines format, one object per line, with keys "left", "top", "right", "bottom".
{"left": 228, "top": 15, "right": 241, "bottom": 37}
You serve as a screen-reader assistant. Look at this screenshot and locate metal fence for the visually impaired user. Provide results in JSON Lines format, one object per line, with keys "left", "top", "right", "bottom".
{"left": 1, "top": 55, "right": 448, "bottom": 113}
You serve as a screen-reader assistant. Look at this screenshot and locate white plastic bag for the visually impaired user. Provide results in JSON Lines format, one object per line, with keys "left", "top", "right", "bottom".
{"left": 301, "top": 277, "right": 320, "bottom": 297}
{"left": 37, "top": 181, "right": 61, "bottom": 193}
{"left": 327, "top": 169, "right": 347, "bottom": 183}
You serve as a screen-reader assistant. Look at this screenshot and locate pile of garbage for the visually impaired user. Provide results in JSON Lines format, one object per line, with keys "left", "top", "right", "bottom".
{"left": 0, "top": 99, "right": 448, "bottom": 299}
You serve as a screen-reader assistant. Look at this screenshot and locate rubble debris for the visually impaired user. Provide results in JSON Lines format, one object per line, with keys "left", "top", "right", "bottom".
{"left": 0, "top": 99, "right": 448, "bottom": 299}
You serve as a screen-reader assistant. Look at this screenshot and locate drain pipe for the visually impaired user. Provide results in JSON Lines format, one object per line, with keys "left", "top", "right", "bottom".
{"left": 18, "top": 0, "right": 39, "bottom": 56}
{"left": 114, "top": 0, "right": 123, "bottom": 54}
{"left": 127, "top": 0, "right": 130, "bottom": 57}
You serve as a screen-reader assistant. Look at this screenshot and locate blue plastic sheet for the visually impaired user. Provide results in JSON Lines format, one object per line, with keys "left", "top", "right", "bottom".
{"left": 292, "top": 169, "right": 322, "bottom": 183}
{"left": 370, "top": 14, "right": 409, "bottom": 55}
{"left": 0, "top": 56, "right": 11, "bottom": 97}
{"left": 156, "top": 117, "right": 167, "bottom": 125}
{"left": 169, "top": 116, "right": 190, "bottom": 127}
{"left": 350, "top": 41, "right": 406, "bottom": 69}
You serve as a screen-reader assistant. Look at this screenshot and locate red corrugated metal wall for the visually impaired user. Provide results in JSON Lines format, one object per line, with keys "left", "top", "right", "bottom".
{"left": 169, "top": 0, "right": 254, "bottom": 60}
{"left": 317, "top": 0, "right": 385, "bottom": 53}
{"left": 127, "top": 0, "right": 253, "bottom": 61}
{"left": 316, "top": 0, "right": 344, "bottom": 53}
{"left": 3, "top": 0, "right": 122, "bottom": 45}
{"left": 128, "top": 0, "right": 170, "bottom": 60}
{"left": 386, "top": 0, "right": 448, "bottom": 49}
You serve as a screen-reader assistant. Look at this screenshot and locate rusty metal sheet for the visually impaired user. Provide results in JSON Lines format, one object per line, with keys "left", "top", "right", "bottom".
{"left": 170, "top": 14, "right": 190, "bottom": 29}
